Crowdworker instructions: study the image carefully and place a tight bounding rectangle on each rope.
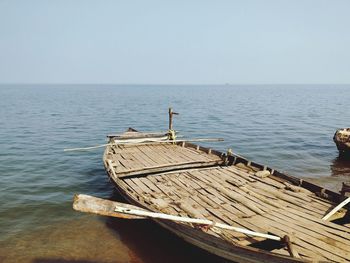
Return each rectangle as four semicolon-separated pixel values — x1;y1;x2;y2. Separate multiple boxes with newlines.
168;129;177;144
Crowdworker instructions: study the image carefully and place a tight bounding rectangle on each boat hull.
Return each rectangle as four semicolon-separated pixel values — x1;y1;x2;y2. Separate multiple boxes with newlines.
105;165;302;263
102;130;349;263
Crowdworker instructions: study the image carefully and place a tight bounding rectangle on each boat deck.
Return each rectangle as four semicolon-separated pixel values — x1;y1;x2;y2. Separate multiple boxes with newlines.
105;141;350;262
105;143;223;177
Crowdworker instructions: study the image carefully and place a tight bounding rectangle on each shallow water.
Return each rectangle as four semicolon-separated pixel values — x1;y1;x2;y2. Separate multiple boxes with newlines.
1;84;350;262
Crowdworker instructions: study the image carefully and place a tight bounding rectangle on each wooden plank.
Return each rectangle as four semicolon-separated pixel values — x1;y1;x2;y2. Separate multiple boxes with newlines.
323;196;350;221
156;144;192;163
176;173;203;190
123;178;179;215
116;160;223;178
186;168;350;258
127;178;151;196
130;177;152;194
166;172;252;246
261;213;350;261
256;214;348;261
123;178;145;195
137;145;167;165
200;169;273;214
274;245;325;261
245;184;325;218
283;206;350;239
204;207;261;246
245;215;340;262
137;177;161;194
194;171;257;217
128;152;151;169
266;210;350;253
144;172;296;249
146;145;177;164
191;170;255;217
167;145;209;162
227;166;286;189
172;144;219;161
133;146;157;166
108;131;168;139
146;174;183;201
203;168;279;211
73;194;145;219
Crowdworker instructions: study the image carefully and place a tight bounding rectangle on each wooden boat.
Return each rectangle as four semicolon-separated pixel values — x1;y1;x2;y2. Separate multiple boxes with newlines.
334;128;350;156
97;129;350;263
71;110;350;262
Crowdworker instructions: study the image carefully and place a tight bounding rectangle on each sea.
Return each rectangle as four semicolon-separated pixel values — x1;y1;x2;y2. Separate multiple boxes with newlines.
0;84;350;263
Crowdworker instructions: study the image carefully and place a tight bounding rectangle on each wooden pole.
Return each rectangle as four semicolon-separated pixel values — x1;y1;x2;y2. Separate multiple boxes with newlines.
73;194;145;219
114;205;281;241
168;108;179;131
63;143;110;152
282;235;300;258
322;196;350;221
73;194;284;242
169;108;173;130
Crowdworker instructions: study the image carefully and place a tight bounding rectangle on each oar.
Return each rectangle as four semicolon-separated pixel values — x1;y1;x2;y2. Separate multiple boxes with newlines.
64;138;224;152
73;194;280;241
322;196;350;221
73;194;145;219
64;136;170;152
64;143;111;152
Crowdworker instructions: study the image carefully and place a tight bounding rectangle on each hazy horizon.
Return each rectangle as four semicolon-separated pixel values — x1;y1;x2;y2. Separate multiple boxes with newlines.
1;83;350;86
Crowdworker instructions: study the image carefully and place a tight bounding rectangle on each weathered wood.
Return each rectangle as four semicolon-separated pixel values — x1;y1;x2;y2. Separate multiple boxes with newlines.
168;107;179;130
64;143;111;152
96;128;350;263
73;194;145;219
115;160;224;178
107;130;169;139
282;235;300;259
116;138;225;145
322;196;350;221
113;203;282;241
261;213;350;261
267;210;350;253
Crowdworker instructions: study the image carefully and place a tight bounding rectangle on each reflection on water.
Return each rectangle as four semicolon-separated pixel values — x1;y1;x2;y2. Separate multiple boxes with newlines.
0;190;222;263
107;192;223;263
104;191;222;263
305;155;350;192
0;215;131;263
331;155;350;177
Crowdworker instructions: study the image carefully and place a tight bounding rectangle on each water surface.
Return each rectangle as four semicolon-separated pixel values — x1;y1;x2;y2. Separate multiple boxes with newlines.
1;84;350;262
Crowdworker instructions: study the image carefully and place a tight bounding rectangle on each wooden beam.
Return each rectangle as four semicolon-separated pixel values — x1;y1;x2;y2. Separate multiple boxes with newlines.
114;160;225;178
72;194;145;219
107;131;169;139
114;203;282;241
282;235;300;259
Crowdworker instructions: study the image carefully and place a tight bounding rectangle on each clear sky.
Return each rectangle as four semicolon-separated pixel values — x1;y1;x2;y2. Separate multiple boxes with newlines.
0;0;349;84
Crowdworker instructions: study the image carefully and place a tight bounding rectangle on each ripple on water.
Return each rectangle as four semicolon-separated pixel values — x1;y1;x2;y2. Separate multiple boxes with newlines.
1;84;350;262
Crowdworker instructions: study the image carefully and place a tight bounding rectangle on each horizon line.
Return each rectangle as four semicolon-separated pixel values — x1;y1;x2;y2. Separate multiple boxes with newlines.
1;83;350;86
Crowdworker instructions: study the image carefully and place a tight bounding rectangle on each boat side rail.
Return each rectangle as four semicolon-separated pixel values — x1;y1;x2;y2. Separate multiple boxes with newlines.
180;141;343;204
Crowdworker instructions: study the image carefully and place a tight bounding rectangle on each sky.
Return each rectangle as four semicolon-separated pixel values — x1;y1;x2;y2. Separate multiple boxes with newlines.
0;0;349;84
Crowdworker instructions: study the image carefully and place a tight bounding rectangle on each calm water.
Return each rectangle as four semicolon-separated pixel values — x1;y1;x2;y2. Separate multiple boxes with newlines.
1;84;350;263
